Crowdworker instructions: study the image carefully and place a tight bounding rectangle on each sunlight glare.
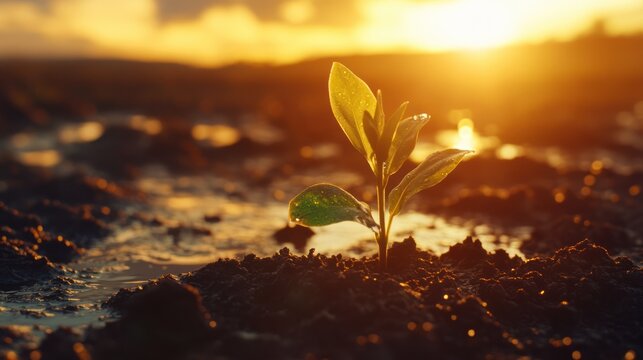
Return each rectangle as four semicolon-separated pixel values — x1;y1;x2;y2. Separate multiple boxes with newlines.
435;111;499;153
1;0;642;65
454;118;475;150
496;144;524;160
405;0;519;50
410;141;441;164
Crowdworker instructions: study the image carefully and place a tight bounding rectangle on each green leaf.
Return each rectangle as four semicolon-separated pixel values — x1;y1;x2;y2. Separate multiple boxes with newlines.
377;101;408;164
386;113;430;176
328;62;377;166
388;149;472;216
362;112;379;165
289;183;378;230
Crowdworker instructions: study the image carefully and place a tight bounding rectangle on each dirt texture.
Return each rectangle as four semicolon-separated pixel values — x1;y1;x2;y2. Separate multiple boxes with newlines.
32;237;642;360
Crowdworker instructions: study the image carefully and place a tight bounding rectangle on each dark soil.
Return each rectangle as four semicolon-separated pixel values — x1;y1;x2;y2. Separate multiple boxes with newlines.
418;157;643;260
32;237;642;360
0;237;61;291
0;156;134;206
0;160;137;291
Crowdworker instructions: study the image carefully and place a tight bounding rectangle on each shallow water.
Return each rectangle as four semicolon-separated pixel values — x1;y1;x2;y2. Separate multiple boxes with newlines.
0;168;528;333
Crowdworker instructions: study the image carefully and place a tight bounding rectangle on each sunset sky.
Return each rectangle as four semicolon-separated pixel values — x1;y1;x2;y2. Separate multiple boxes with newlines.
0;0;642;66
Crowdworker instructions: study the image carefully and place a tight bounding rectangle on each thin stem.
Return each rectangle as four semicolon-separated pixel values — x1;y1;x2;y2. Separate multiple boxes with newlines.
376;163;387;270
386;215;394;241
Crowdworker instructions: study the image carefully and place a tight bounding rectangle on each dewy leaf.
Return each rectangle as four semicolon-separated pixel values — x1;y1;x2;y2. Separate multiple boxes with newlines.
289;183;379;231
388;149;472;216
378;101;408;164
386;113;430;176
328;62;377;163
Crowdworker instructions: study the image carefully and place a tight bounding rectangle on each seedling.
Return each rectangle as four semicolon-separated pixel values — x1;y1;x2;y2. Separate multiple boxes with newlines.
289;62;471;269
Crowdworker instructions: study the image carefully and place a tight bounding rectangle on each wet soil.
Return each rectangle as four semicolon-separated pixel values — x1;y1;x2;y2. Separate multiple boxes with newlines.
23;237;641;360
1;50;642;359
418;156;643;261
0;140;640;359
1;136;641;359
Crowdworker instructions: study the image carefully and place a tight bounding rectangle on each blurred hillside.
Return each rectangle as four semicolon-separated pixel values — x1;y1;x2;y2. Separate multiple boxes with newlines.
1;34;642;150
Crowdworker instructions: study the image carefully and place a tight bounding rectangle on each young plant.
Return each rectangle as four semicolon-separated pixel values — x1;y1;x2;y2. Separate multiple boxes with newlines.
288;62;471;269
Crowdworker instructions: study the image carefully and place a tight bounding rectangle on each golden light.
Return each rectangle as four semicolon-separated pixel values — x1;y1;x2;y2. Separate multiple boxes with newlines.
130;115;163;135
433;110;500;155
495;144;524;160
280;0;314;24
191;124;241;147
58;121;105;143
454;118;475;150
0;0;642;65
405;0;519;50
17;150;62;167
409;141;441;164
166;196;199;209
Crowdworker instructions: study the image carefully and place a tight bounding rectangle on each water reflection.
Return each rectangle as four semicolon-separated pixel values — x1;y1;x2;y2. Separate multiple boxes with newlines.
16;150;61;167
129;115;163;135
166;196;200;209
495;144;524;160
88;174;529;269
299;143;341;159
411;115;501;163
453;118;475;150
239;116;284;145
58;121;104;143
435;115;499;153
192;124;241;147
308;212;527;258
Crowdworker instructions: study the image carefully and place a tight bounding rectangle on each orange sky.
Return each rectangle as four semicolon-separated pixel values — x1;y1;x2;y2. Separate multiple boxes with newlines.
0;0;642;66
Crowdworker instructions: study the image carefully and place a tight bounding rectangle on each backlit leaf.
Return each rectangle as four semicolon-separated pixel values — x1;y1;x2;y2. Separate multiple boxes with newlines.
388;149;472;216
377;101;408;165
289;183;378;230
386;113;430;176
362;112;379;165
328;62;377;167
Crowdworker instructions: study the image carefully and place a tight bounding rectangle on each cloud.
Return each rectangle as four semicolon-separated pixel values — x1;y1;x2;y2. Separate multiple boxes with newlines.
155;0;362;26
0;0;641;66
0;0;49;9
0;31;95;57
0;0;368;65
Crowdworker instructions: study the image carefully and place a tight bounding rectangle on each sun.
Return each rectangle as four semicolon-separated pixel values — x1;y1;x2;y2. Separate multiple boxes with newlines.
406;0;519;51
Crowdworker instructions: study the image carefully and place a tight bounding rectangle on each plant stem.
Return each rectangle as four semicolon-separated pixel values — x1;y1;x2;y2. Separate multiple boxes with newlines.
376;163;387;270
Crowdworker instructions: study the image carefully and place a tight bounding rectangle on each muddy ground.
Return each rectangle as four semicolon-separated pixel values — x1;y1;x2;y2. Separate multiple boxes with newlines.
1;134;641;359
1;46;643;359
8;237;640;360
